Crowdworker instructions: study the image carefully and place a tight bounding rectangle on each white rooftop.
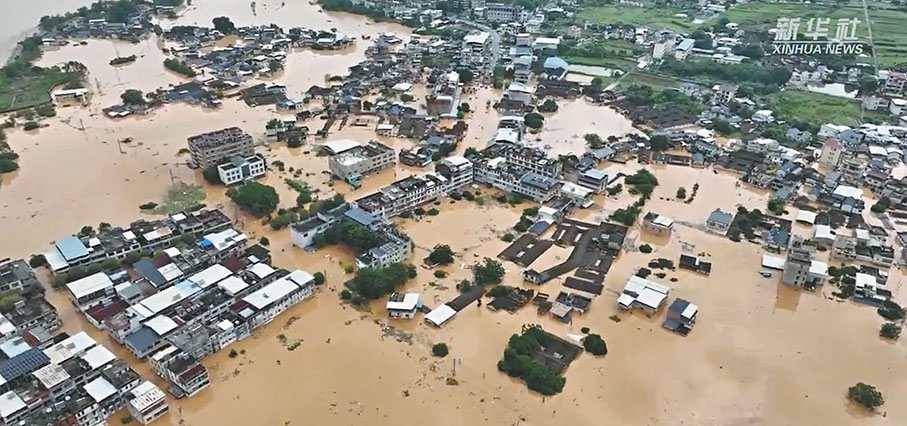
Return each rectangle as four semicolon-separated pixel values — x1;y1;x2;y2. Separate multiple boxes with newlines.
33;363;71;389
243;277;299;310
66;272;114;300
0;391;26;418
0;337;31;358
761;254;786;270
651;214;674;228
621;276;670;310
158;263;183;282
287;269;315;286
0;314;15;338
248;262;276;279
796;210;817;224
127;380;166;411
681;302;699;320
464;32;490;45
84;376;118;402
833;185;863;199
79;344;116;370
145;315;179;336
809;260;829;277
138;285;191;316
321;139;360;155
386;293;420;311
44;331;96;364
188;263;232;288
217;276;250;296
814;224;835;240
560;182;594;199
202;229;247;253
425;304;457;327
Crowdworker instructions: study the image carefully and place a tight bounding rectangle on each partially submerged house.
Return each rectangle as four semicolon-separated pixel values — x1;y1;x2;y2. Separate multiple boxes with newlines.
662;298;698;335
618;276;670;315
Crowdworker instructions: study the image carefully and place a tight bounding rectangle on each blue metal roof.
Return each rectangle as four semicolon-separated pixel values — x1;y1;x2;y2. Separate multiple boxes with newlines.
56;236;89;261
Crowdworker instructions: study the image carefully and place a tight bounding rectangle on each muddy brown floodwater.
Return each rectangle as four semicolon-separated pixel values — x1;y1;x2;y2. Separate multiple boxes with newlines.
2;0;907;424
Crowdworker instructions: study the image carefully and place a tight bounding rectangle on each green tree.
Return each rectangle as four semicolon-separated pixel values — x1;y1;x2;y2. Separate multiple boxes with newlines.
473;257;505;285
524;112;544;130
432;343;449;357
871;196;891;213
848;382;884;409
649;135;670;151
212;16;236;34
29;255;47;268
639;244;652;254
120;89;145;105
537;99;558;113
583;334;607;355
768;198;786;215
429;244;455;265
880;322;900;340
676;187;687;199
584;133;605;149
226;182;279;217
313;272;326;285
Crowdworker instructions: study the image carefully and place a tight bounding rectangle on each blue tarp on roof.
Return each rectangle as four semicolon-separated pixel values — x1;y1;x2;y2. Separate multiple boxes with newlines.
56;236;89;261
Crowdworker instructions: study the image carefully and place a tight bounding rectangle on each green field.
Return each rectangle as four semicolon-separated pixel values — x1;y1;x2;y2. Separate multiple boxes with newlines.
722;1;907;66
577;4;696;32
765;89;890;128
0;70;73;112
618;72;680;90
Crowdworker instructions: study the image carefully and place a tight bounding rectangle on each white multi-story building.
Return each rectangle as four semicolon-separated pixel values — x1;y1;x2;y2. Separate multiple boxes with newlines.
125;380;169;425
217;154;267;185
386;293;421;319
356;174;449;219
484;3;520;22
355;227;413;269
436;156;474;191
188;127;254;169
818;137;843;168
502;145;561;178
239;270;315;329
328;141;395;183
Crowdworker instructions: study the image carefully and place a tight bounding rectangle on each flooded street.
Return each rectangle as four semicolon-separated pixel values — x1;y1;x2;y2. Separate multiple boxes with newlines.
2;0;907;425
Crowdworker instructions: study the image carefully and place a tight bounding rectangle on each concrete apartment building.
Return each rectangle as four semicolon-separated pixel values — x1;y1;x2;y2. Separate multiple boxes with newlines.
356;174;450;219
0;259;37;293
436;156;474;191
328;141;396;184
782;238;825;289
502;145;562;178
217;154;267;185
188;127;254;169
125;380;169;425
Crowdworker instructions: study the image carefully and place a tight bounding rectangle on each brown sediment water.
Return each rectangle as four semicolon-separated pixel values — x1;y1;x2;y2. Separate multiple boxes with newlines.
2;1;907;424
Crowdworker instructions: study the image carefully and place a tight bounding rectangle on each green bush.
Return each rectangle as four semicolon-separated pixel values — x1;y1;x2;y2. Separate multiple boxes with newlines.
473;258;505;285
227;182;279;217
139;202;158;210
501;233;515;242
880;322;900;340
340;289;352;300
486;285;513;298
848;382;884;409
427;208;439;216
23;121;39;131
434;270;447;278
432;343;449;357
29;255;47;268
636;267;651;278
583;334;607;356
313;272;326;285
639;244;652;254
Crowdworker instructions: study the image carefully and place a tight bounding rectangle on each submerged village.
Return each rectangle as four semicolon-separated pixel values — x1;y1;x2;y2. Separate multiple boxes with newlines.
1;0;907;424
